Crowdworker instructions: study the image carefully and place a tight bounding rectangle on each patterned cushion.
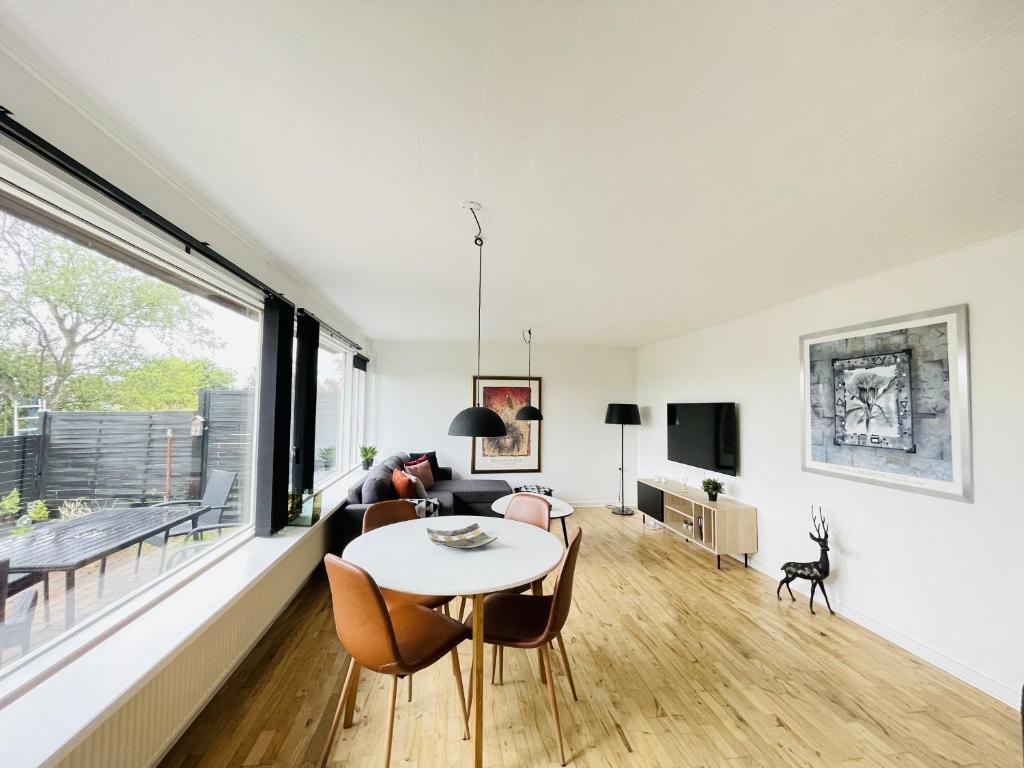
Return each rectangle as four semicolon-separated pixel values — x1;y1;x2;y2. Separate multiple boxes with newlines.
403;497;441;518
392;468;417;499
513;484;553;496
405;458;434;490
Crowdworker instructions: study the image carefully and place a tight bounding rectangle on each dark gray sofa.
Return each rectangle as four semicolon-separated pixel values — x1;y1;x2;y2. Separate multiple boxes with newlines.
337;453;511;541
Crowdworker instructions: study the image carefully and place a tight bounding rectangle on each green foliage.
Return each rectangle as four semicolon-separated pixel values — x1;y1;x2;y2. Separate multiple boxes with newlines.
0;488;20;517
0;209;229;426
358;445;378;461
27;499;48;521
318;445;337;467
702;478;724;496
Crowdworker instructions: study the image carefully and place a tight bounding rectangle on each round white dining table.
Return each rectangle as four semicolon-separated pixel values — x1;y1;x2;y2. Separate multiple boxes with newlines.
491;493;575;546
342;515;564;767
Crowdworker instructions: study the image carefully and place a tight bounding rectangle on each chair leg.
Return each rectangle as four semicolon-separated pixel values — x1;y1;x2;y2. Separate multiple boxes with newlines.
555;633;578;702
442;602;450;617
321;658;357;767
540;645;567;766
498;646;504;685
407;674;413;703
450;646;470;740
491;644;497;685
42;576;50;623
457;596;466;622
384;675;399;768
343;662;361;728
134;542;144;576
537;647;547;684
97;557;107;598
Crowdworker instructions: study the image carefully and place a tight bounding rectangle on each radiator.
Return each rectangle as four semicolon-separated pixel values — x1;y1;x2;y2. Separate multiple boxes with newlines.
53;525;329;768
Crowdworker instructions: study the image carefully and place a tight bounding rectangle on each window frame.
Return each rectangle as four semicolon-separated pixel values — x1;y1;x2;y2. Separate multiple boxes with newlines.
0;143;265;685
311;333;351;490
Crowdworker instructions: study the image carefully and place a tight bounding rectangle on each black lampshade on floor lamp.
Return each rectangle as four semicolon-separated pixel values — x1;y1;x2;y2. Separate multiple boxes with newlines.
605;403;641;516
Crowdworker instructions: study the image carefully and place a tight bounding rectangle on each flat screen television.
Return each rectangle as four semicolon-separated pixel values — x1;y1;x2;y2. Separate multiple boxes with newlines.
666;402;739;476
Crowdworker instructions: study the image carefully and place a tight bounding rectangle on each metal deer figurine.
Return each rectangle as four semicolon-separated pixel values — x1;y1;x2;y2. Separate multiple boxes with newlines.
777;508;834;615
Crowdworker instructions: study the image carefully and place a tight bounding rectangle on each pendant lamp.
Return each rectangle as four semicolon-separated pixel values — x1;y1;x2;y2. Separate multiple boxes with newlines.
448;203;507;438
514;328;543;421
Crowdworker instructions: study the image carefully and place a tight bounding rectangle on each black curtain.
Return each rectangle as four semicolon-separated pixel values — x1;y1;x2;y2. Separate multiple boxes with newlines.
255;294;295;536
292;312;320;495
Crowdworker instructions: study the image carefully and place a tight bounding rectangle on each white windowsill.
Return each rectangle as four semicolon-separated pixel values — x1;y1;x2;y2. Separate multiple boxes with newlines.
0;470;360;767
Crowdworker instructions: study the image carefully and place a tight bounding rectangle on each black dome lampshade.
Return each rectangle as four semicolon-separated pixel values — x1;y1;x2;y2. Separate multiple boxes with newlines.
448;201;508;439
605;403;641;425
514;403;544;421
449;405;508;437
514;328;543;421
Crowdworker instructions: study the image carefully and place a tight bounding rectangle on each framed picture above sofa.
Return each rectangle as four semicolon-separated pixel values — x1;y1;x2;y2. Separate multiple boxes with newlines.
800;304;973;502
471;375;542;473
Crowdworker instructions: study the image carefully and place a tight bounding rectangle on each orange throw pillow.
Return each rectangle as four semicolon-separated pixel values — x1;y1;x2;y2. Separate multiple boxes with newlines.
392;468;416;499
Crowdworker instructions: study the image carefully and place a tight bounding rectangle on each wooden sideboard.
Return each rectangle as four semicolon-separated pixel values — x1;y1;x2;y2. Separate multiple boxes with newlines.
637;478;757;569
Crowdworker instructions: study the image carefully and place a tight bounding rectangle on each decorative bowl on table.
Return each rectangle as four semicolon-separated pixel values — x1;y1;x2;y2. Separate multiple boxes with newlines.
427;523;496;549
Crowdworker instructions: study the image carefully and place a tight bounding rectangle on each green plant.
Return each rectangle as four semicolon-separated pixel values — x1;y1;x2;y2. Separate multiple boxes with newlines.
702;478;724;496
0;488;20;518
318;445;336;467
27;499;49;521
358;445;378;462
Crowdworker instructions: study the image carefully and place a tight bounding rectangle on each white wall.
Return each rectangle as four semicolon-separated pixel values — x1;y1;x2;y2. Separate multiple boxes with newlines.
636;229;1024;707
0;42;365;345
373;341;637;504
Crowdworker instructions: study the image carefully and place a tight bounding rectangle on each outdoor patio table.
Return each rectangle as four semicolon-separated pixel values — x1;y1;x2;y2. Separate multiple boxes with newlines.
0;504;207;627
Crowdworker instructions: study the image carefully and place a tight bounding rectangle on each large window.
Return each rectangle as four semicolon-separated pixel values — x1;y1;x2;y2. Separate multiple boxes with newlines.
313;339;347;485
0;199;261;671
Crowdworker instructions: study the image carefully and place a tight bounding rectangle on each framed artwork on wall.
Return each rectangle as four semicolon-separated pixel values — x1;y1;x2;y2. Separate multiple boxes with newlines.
800;304;973;502
471;375;542;473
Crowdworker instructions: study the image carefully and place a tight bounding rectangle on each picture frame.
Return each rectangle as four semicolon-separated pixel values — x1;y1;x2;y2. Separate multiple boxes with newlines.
471;375;542;474
799;305;972;502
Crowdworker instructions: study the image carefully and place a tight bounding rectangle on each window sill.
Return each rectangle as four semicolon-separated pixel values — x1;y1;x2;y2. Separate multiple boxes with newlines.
0;490;349;767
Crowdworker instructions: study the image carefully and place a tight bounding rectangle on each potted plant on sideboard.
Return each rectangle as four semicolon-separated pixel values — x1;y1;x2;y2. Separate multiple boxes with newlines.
702;478;724;502
359;444;378;470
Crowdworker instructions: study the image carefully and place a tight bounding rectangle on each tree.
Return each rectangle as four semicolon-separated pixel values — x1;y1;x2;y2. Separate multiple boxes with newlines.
0;208;230;426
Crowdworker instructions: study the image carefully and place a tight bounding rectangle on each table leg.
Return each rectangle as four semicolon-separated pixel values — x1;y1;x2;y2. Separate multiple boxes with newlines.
559;518;569;547
65;569;76;627
472;593;484;767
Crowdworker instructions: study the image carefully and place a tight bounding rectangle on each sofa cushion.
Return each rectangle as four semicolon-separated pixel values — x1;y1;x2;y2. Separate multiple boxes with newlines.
405;458;435;490
347;478;364;504
392;468;416;499
381;454;405;472
431;479;510;503
362;466;397;504
408;451;441;478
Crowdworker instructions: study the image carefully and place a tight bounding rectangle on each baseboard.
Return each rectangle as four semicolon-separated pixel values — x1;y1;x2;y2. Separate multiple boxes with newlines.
566;500;623;507
739;553;1018;709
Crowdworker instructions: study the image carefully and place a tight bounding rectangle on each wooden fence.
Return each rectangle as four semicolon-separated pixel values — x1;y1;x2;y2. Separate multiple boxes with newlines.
0;434;41;501
0;389;254;520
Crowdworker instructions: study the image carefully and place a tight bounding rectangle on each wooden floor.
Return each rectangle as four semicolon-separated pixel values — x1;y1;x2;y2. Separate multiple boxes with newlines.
161;508;1021;768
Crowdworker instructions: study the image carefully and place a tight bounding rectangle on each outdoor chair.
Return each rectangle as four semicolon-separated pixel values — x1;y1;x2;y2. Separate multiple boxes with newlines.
1;559;39;668
131;469;239;574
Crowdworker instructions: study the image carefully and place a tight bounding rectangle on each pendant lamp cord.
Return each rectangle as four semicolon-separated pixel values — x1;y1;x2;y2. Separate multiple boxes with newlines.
522;328;533;405
470;207;484;407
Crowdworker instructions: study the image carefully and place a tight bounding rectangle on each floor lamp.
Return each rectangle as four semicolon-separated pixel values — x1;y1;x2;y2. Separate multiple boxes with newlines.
605;403;640;516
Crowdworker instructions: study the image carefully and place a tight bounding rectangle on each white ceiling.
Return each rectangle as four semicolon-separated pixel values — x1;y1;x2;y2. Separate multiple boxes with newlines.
1;1;1023;346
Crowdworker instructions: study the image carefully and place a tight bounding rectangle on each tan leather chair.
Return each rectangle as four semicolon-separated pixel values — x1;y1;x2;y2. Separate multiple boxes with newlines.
363;500;453;613
465;528;582;766
488;492;554;684
321;555;470;767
